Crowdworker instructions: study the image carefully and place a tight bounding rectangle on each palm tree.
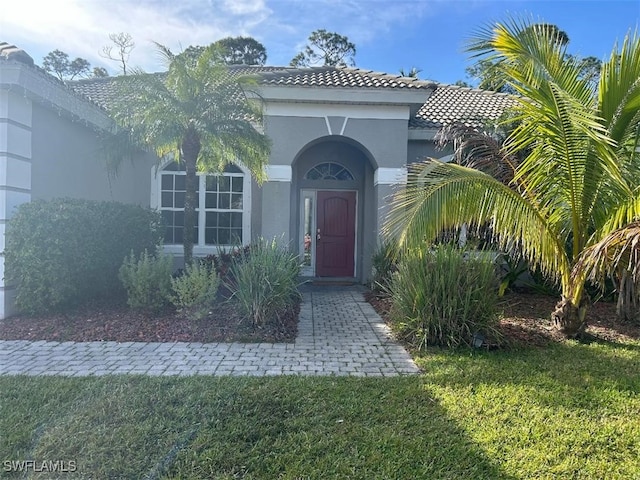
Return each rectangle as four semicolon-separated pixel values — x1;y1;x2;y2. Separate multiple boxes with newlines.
576;222;640;321
385;19;640;337
110;44;270;265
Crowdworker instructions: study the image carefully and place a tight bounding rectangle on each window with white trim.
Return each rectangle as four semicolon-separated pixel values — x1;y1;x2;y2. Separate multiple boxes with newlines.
304;162;354;181
159;162;247;247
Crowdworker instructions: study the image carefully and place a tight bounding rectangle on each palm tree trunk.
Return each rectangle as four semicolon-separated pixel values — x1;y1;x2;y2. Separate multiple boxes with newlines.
181;126;201;266
551;296;588;338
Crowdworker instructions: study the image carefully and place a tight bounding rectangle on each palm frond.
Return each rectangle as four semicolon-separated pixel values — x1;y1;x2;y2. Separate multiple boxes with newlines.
595;192;640;237
575;222;640;290
435;123;519;186
600;31;640;140
383;160;570;288
151;41;175;66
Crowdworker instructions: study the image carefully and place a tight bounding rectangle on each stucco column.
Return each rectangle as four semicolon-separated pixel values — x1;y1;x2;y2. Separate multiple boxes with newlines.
374;166;407;227
0;90;33;318
261;165;292;244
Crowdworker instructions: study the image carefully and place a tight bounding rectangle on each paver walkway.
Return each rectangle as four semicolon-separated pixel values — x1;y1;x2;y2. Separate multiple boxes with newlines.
0;286;419;377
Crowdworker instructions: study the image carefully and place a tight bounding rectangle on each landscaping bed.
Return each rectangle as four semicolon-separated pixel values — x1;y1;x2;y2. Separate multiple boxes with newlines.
0;298;299;343
3;289;638;347
365;290;640;347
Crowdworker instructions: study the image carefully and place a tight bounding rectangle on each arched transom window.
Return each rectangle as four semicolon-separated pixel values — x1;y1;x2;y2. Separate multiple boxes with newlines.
159;162;247;247
304;162;354;181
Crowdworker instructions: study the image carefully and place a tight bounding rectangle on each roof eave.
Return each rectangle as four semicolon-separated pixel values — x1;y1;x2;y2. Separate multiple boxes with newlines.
408;128;441;140
1;61;113;130
254;84;435;107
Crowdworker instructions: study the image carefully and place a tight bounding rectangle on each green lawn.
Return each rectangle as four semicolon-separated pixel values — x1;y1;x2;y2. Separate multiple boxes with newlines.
1;340;639;479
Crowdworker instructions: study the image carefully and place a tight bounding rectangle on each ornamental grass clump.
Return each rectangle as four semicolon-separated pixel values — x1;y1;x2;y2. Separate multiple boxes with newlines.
389;243;499;349
227;238;301;327
170;262;220;319
370;238;399;293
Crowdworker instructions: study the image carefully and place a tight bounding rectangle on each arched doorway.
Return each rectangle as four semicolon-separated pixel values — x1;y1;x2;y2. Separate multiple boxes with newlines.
292;139;375;279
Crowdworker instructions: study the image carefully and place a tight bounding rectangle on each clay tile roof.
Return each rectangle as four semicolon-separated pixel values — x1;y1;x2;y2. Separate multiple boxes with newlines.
0;41;34;66
70;65;437;111
68;66;515;130
258;66;435;90
70;76;126;111
412;83;517;129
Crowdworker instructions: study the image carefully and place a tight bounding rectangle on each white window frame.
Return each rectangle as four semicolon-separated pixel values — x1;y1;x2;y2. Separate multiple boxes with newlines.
300;190;317;277
151;160;252;256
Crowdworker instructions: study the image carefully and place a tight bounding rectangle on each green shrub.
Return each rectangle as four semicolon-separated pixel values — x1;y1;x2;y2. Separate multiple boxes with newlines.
201;245;251;282
227;238;301;327
370;238;399;292
170;262;220;319
389;243;499;349
119;250;173;311
4;198;162;314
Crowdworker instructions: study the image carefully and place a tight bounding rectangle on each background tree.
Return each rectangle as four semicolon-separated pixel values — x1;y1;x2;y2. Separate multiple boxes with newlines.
575;55;603;84
109;44;270;264
215;36;267;65
179;36;267;66
92;67;109;78
399;66;422;78
100;32;135;75
179;45;207;65
290;29;356;67
385;19;640;337
454;79;472;87
464;58;514;92
42;50;91;80
465;24;602;92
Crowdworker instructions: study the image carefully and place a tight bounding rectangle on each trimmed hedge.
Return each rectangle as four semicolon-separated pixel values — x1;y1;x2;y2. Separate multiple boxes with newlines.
4;198;162;314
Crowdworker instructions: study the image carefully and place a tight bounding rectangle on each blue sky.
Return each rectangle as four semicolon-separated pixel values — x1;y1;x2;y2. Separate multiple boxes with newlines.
2;0;638;84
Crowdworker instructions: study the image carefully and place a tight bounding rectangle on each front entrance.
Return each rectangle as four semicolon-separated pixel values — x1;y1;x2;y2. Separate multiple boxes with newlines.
316;191;356;277
300;190;356;277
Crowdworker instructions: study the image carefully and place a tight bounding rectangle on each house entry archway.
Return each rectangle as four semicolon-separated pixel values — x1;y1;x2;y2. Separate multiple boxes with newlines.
293;139;375;280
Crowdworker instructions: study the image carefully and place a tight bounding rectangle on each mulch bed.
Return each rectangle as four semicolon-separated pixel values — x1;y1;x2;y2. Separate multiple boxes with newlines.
364;291;640;348
0;298;299;344
3;290;639;348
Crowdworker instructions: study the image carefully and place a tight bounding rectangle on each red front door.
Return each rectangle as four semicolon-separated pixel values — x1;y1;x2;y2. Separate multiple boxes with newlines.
316;191;356;277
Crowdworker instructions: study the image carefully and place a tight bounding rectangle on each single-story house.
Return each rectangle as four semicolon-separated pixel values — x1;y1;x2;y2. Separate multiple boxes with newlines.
0;41;514;318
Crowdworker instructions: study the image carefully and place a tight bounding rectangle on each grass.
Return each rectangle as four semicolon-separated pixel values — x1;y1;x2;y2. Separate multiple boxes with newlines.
416;341;640;479
1;338;639;479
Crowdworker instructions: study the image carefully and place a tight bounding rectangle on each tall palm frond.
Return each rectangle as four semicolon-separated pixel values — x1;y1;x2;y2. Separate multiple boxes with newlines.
384;160;570;287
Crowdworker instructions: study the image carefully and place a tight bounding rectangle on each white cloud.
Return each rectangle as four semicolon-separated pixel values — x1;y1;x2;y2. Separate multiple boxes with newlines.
220;0;270;16
0;0;447;73
1;0;275;72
